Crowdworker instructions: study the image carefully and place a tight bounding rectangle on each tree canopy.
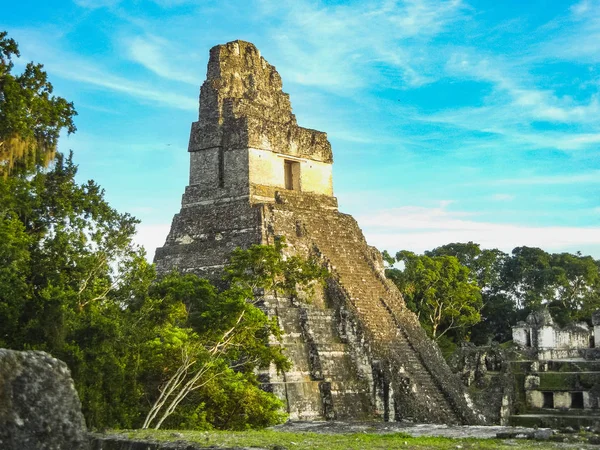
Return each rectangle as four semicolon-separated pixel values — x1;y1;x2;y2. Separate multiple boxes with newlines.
0;31;76;176
386;250;482;349
385;242;600;350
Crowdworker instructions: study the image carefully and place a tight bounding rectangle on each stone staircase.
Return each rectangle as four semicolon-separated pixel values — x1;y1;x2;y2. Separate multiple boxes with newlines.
263;197;482;424
306;213;460;423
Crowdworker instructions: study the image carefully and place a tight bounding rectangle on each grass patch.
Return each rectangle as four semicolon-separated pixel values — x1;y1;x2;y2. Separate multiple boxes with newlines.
115;429;585;449
538;372;577;390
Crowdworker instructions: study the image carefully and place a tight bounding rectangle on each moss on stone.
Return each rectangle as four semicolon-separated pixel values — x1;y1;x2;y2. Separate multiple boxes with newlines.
538;373;578;390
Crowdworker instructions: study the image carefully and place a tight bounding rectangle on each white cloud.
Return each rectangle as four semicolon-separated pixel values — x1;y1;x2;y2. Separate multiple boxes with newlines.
126;35;199;84
260;0;467;90
541;0;600;63
73;0;120;8
134;223;171;261
74;0;193;9
60;69;198;111
15;32;198;111
358;206;600;257
444;51;600;126
492;171;600;186
421;106;600;151
151;0;197;6
571;0;592;15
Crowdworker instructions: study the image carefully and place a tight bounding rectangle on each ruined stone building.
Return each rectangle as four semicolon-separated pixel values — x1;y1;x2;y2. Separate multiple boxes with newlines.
154;40;481;424
508;308;600;427
513;308;597;359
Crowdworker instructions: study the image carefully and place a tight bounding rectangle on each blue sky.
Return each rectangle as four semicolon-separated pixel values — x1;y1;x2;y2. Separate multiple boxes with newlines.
3;0;600;259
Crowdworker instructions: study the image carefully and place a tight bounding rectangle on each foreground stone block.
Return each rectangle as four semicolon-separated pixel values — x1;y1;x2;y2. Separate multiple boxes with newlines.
0;349;88;450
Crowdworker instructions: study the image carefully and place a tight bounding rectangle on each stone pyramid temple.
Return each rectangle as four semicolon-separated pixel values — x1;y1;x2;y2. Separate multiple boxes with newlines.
154;40;482;424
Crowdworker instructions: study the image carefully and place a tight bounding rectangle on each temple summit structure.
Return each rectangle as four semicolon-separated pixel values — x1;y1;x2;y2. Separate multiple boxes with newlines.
154;40;481;424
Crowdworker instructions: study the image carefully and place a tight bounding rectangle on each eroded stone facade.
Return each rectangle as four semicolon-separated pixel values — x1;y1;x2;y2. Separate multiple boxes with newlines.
509;308;600;428
155;40;481;425
513;308;595;359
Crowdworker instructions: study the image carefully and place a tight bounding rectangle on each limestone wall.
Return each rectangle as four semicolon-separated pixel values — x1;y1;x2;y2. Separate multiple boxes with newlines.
513;326;529;347
538;325;556;349
248;148;333;197
513;311;593;354
154;200;263;279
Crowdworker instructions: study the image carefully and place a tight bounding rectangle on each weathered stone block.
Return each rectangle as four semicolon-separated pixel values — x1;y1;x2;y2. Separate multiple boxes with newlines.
0;349;88;450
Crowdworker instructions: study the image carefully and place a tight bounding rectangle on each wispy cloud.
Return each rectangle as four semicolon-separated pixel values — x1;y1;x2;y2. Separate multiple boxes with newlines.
150;0;198;7
15;30;197;111
358;205;600;257
492;171;600;186
126;35;199;84
491;193;515;201
426;50;600;148
74;0;195;9
61;68;197;111
571;0;593;15
260;0;468;90
540;0;600;63
73;0;120;8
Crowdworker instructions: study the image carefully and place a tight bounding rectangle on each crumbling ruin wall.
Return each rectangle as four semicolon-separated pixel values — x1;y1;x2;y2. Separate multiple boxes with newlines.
155;200;263;280
508;309;600;427
449;344;514;424
513;308;595;360
155;40;482;425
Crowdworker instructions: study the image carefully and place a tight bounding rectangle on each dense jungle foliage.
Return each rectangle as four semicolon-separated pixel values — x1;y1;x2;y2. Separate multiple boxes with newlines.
384;242;600;355
0;146;326;430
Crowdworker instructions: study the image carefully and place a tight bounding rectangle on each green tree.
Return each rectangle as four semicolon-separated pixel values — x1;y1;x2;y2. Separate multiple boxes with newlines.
0;151;150;428
224;237;328;299
410;243;600;342
0;31;76;176
425;242;515;344
143;240;327;430
504;247;600;326
551;252;600;321
140;272;289;430
387;250;482;344
503;246;556;311
426;241;508;288
0;152;140;350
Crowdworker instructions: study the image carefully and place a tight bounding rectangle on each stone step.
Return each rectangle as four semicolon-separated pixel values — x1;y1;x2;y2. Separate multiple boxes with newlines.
300;216;464;424
509;413;600;429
